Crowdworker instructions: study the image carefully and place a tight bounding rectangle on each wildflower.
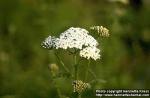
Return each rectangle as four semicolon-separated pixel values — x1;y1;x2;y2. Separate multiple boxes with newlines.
80;46;100;60
90;26;110;37
42;27;101;60
72;80;90;93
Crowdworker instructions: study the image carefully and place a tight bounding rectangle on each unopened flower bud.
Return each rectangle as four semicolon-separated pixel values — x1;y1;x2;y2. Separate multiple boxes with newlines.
72;80;91;93
49;63;59;77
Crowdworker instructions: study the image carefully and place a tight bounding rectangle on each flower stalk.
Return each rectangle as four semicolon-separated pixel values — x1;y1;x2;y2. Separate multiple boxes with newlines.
74;54;78;80
54;52;70;73
85;60;91;81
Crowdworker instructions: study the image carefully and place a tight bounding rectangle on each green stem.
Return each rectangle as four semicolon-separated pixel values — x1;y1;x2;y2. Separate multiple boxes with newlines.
85;60;90;81
74;54;78;80
54;52;70;73
52;79;62;98
56;86;62;98
88;69;97;79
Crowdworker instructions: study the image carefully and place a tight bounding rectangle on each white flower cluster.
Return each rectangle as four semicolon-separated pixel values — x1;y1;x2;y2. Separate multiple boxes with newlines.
56;27;98;49
80;47;100;60
42;27;100;60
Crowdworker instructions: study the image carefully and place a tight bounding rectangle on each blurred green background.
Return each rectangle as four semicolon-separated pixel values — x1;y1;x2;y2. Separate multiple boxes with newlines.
0;0;150;98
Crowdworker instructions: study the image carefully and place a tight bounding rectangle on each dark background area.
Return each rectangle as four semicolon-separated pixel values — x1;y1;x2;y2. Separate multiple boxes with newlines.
0;0;150;98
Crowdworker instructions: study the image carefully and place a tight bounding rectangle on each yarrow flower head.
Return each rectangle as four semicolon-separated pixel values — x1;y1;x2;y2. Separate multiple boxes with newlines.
56;27;98;49
42;27;101;60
